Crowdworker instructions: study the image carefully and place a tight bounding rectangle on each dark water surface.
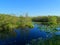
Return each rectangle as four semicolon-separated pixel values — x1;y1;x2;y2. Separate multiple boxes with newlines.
0;24;59;45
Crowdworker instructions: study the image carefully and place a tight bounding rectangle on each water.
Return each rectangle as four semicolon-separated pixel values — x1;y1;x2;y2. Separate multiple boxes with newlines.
0;24;59;45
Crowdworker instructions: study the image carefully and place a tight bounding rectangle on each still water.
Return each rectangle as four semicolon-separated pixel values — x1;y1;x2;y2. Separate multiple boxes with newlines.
0;24;60;45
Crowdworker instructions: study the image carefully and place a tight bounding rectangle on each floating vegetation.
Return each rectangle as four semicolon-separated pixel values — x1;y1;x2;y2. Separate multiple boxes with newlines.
26;35;60;45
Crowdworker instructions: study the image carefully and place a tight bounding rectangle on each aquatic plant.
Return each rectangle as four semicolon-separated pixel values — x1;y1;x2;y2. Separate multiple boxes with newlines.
39;24;58;33
28;35;60;45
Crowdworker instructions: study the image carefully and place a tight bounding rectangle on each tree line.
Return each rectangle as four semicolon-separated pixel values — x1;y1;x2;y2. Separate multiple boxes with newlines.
32;16;60;25
0;14;34;33
0;14;60;32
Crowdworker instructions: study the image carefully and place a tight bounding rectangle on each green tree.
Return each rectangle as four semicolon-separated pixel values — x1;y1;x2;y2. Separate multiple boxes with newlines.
19;14;34;29
48;16;57;25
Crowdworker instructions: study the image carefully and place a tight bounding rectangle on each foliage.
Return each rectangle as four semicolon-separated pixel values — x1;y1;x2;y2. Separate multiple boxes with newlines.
0;14;19;32
32;16;59;25
27;35;60;45
0;14;60;40
48;16;57;25
0;14;18;39
19;14;34;29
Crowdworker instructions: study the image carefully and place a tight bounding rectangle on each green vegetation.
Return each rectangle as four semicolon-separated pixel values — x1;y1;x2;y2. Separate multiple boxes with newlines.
18;14;34;29
0;14;34;31
0;14;60;45
0;14;34;39
48;16;57;25
27;35;60;45
0;14;59;34
32;16;60;26
0;14;18;32
0;14;18;39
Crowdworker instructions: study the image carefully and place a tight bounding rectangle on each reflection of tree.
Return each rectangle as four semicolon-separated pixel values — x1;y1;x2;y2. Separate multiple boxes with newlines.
19;14;34;44
0;23;16;38
0;30;16;40
0;14;18;40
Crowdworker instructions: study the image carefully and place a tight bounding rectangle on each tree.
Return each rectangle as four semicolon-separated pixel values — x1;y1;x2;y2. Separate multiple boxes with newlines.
19;14;34;29
48;16;57;25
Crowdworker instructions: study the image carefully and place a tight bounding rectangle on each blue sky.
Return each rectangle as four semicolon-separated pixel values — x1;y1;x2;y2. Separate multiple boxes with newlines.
0;0;60;16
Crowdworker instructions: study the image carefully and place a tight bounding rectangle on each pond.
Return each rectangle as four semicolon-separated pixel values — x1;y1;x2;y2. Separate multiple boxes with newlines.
0;24;60;45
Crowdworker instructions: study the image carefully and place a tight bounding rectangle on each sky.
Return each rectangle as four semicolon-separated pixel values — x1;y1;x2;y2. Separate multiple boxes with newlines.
0;0;60;16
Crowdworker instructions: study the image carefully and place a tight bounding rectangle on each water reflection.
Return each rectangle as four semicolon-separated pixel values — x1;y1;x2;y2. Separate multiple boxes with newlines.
0;24;60;45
